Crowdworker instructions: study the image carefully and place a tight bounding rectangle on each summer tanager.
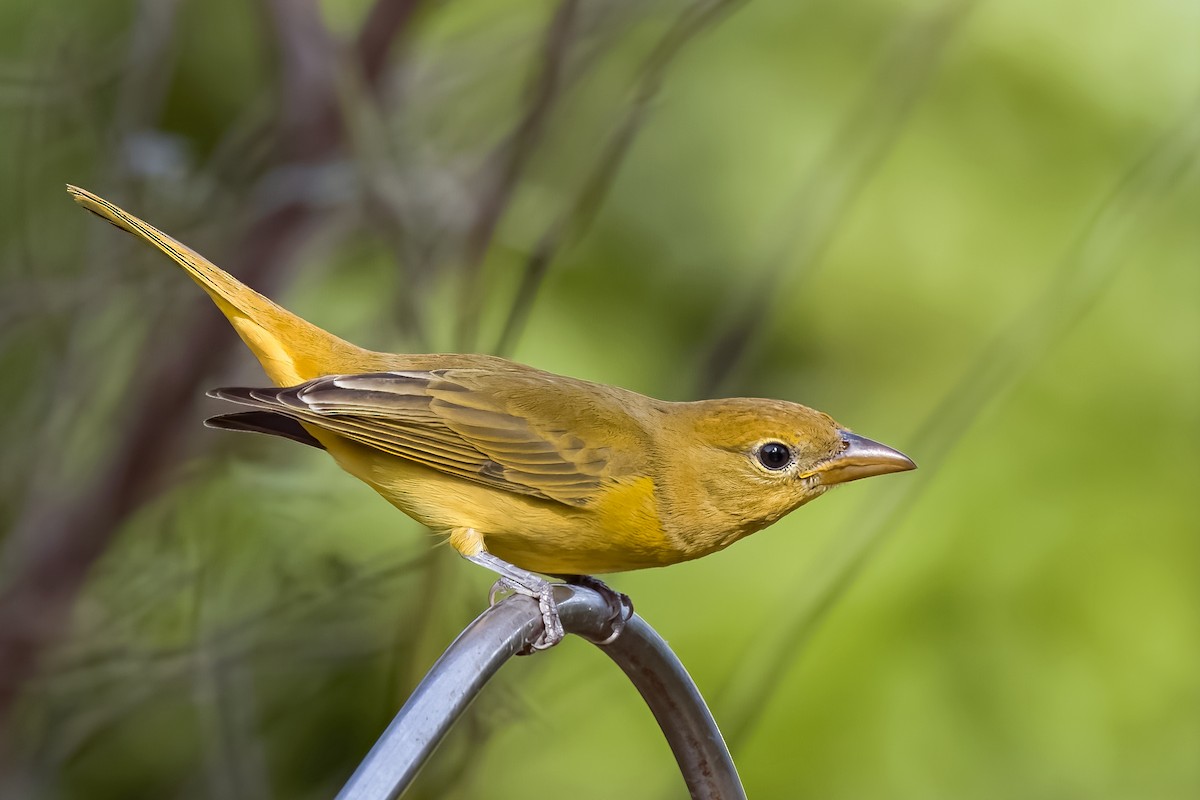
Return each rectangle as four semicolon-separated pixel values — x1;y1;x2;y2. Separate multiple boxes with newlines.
69;185;914;648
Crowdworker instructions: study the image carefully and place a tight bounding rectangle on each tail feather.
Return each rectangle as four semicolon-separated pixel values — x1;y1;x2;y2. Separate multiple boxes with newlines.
204;411;326;450
68;185;365;386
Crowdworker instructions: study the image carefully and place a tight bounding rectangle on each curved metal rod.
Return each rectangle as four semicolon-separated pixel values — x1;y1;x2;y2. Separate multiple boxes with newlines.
335;585;745;800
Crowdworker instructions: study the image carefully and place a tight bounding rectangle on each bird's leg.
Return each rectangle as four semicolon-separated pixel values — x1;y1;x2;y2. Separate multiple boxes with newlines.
464;550;565;651
554;574;634;646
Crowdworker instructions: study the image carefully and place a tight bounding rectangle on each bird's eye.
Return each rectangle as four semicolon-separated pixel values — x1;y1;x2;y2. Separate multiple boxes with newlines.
757;442;793;470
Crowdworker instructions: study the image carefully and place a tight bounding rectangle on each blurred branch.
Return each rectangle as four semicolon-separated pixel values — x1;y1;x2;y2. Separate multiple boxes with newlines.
4;0;187;531
695;0;979;397
196;654;272;800
200;0;423;189
356;0;424;85
265;0;343;159
265;0;424;160
335;45;436;350
30;550;430;768
189;535;273;800
494;0;748;357
0;0;424;755
716;97;1200;750
111;0;184;150
455;0;581;351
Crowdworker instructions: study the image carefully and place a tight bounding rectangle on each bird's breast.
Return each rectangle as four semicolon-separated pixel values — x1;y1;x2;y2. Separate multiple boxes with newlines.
324;436;686;574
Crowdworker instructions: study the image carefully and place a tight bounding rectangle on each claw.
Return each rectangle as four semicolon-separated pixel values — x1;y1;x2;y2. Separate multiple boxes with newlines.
560;574;634;646
487;578;512;607
469;551;565;652
528;585;565;651
467;550;631;652
592;618;626;647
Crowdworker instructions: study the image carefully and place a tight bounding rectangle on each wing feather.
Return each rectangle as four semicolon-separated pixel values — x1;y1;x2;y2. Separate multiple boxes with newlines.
208;370;637;506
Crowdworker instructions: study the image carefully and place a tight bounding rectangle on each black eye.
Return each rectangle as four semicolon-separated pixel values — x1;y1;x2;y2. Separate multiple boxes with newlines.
757;442;792;470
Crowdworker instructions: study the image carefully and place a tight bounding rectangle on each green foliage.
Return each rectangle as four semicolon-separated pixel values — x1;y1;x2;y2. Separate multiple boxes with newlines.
0;0;1196;797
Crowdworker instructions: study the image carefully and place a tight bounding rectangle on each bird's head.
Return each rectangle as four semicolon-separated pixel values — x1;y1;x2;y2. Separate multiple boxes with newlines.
669;398;915;542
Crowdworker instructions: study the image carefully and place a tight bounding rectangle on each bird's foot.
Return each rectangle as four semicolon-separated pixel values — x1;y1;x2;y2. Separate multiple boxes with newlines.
487;575;564;652
559;574;634;646
464;551;633;651
466;551;564;652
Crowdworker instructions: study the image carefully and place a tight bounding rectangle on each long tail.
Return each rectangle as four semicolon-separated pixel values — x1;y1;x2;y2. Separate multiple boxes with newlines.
68;185;364;386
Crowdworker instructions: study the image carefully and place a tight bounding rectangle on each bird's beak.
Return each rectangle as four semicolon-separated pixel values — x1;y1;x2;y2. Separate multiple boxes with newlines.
813;430;916;486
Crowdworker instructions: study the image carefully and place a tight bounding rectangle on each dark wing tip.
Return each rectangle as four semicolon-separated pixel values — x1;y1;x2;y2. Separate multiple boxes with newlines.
208;386;269;404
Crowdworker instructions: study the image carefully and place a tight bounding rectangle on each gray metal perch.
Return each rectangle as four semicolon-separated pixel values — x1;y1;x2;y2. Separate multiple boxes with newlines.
335;584;746;800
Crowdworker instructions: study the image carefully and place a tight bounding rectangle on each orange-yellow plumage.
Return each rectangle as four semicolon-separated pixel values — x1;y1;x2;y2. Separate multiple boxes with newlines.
69;185;914;643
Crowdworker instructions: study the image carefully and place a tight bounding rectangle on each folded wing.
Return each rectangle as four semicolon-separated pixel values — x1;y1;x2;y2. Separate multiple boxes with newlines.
207;370;630;507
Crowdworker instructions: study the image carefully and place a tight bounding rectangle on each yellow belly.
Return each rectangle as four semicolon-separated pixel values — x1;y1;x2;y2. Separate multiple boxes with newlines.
318;433;682;574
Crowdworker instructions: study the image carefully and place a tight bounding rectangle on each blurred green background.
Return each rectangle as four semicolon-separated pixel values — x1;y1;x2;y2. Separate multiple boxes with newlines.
1;0;1197;798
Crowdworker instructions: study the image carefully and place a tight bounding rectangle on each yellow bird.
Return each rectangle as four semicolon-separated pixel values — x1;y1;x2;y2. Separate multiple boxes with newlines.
68;185;914;649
